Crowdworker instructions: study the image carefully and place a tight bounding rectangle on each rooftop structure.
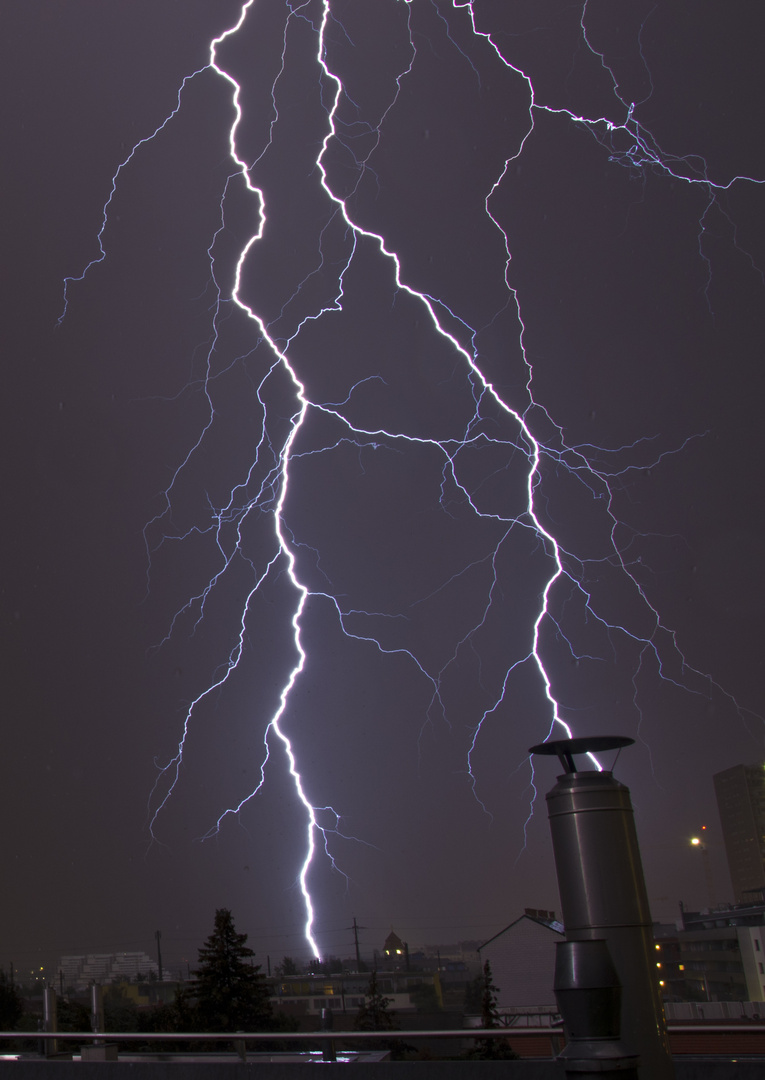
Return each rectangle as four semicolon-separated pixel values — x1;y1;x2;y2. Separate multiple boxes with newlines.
478;910;564;1019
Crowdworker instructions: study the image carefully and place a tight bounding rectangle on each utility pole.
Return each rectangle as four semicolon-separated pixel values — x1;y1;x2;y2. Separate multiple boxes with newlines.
352;917;363;971
155;930;163;983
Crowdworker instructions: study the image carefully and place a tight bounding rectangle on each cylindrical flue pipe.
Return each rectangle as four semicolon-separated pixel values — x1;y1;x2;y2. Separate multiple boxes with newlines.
43;986;58;1057
321;1007;337;1062
531;736;674;1080
554;938;638;1078
90;982;104;1042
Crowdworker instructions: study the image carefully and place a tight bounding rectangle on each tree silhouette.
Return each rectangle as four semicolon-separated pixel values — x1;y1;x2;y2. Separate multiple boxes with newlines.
276;956;298;976
354;971;396;1032
0;972;23;1031
466;961;517;1060
193;908;272;1032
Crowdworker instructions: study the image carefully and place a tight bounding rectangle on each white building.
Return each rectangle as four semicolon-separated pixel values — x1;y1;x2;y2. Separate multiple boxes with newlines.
58;951;160;990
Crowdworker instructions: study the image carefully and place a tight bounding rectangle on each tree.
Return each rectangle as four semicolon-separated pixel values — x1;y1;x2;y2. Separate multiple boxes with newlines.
56;998;91;1033
103;987;142;1034
306;955;344;976
481;961;501;1026
464;971;483;1014
354;971;396;1032
0;972;23;1031
410;980;440;1012
276;957;298;976
151;986;197;1034
193;908;272;1032
465;961;517;1061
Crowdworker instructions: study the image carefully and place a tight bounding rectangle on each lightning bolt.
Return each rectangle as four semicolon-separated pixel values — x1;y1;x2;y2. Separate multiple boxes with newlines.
59;0;762;958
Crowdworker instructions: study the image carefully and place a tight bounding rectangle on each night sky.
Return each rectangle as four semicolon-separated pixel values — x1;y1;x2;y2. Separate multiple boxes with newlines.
2;1;764;976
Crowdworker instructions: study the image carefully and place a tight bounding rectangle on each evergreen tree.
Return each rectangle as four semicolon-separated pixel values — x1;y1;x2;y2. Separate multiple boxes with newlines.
480;960;501;1029
466;961;517;1060
193;908;272;1032
354;971;396;1031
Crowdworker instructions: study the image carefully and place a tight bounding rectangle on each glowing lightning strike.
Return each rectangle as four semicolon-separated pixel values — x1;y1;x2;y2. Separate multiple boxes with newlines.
59;1;762;958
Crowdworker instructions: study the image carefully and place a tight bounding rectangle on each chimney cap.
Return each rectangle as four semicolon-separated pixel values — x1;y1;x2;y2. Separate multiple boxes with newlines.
529;735;633;774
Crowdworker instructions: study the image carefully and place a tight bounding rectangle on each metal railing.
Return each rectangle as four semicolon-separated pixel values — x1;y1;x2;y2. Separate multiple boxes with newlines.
4;1024;765;1040
0;1029;512;1043
0;1023;762;1056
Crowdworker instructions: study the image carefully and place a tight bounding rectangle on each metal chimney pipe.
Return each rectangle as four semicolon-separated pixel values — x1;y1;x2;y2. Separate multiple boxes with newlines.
42;986;58;1057
530;736;674;1080
321;1007;337;1062
554;938;638;1078
90;981;104;1041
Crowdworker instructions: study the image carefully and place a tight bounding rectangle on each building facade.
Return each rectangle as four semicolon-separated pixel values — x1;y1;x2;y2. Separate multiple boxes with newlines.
714;762;765;902
57;952;161;991
674;900;765;1002
269;971;444;1019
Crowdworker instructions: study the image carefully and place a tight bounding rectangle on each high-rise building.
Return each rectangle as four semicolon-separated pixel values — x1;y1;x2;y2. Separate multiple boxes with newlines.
714;762;765;903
